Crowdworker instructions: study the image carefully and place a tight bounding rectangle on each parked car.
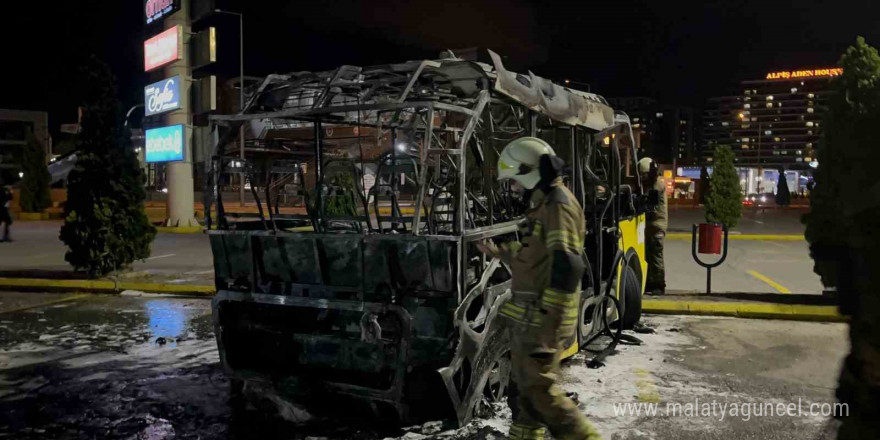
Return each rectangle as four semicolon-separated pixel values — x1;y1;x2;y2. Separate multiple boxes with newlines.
744;193;774;208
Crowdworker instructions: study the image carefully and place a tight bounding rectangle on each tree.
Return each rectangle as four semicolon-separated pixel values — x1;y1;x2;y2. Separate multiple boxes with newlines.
803;37;880;440
703;146;742;228
18;132;51;213
698;165;711;204
774;170;791;207
59;57;156;278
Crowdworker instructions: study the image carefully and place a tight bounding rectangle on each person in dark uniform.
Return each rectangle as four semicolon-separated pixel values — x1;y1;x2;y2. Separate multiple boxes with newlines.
638;157;667;295
0;181;12;242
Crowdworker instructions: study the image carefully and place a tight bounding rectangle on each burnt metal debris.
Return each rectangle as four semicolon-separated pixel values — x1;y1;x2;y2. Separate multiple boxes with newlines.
207;49;648;426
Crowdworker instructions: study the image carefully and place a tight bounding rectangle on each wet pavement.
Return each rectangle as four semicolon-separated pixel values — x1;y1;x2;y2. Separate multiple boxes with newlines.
0;291;847;440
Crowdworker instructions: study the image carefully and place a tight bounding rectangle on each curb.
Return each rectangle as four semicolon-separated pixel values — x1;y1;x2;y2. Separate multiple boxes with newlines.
666;233;804;241
155;226;203;234
0;278;215;296
643;299;844;322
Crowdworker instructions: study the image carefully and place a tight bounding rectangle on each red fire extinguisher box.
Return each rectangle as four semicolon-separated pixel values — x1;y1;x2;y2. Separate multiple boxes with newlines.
698;223;723;254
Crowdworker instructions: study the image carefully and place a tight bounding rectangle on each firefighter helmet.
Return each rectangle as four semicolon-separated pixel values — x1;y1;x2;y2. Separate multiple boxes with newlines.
497;137;556;190
638;157;655;174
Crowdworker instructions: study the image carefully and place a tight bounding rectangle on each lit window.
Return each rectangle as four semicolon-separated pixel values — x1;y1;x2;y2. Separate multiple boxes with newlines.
633;123;641;128
744;103;751;109
777;102;782;108
806;121;814;127
800;82;804;86
742;145;749;149
722;121;729;126
806;142;813;147
745;97;751;101
656;112;664;118
766;102;773;108
745;90;751;95
633;117;640;122
797;150;802;155
742;137;749;142
815;122;820;127
774;137;781;142
808;93;814;98
680;120;687;125
765;130;773;135
807;107;815;113
767;95;774;101
753;89;757;94
791;87;798;93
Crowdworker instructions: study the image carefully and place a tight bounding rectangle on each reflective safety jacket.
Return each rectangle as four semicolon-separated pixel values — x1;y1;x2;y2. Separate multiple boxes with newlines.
497;180;586;334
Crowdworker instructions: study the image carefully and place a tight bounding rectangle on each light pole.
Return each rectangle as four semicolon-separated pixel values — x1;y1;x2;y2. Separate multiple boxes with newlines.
564;79;591;92
215;9;246;206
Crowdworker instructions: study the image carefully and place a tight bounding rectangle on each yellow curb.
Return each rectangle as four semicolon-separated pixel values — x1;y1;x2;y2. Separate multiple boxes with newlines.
155;226;203;234
643;299;844;322
0;278;117;291
666;233;804;241
0;277;214;296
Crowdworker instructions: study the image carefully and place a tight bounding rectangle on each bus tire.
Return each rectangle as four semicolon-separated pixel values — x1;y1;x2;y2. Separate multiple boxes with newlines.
621;265;642;329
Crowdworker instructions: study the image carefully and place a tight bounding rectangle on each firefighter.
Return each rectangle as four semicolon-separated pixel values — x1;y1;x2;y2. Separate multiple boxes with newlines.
477;137;601;440
638;157;667;295
0;182;11;242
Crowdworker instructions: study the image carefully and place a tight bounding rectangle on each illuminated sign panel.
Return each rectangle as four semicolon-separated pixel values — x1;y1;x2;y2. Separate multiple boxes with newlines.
145;0;180;25
144;26;181;71
145;125;185;163
765;68;843;80
144;76;181;116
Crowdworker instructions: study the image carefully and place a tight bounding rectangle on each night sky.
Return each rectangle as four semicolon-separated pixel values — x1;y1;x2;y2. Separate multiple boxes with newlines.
1;0;878;134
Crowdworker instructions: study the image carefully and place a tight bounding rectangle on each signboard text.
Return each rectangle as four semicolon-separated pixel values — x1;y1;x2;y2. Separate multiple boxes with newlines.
145;125;185;163
145;76;181;116
765;68;843;80
144;26;180;71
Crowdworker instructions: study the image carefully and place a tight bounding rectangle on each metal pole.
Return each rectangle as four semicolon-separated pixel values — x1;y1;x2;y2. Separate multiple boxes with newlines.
707;267;712;294
238;13;245;207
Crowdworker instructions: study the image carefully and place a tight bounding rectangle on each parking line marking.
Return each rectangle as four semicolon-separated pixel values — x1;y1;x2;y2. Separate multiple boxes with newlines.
634;368;661;403
147;254;176;260
0;294;91;315
747;270;792;294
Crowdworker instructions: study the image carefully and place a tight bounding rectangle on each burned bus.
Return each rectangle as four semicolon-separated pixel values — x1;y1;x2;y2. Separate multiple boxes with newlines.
206;50;650;426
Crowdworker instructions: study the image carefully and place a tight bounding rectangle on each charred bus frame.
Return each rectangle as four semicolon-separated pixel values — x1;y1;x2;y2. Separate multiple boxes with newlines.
206;50;647;425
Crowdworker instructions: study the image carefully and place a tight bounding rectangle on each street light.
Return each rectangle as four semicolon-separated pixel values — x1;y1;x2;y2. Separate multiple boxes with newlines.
563;79;591;92
214;9;246;206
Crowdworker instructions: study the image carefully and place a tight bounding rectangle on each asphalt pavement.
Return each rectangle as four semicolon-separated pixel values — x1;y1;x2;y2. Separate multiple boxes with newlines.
667;206;808;235
0;209;822;295
0;291;846;439
0;221;213;285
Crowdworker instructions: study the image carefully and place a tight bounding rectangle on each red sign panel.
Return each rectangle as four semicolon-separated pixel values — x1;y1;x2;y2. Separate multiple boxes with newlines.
144;26;181;72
